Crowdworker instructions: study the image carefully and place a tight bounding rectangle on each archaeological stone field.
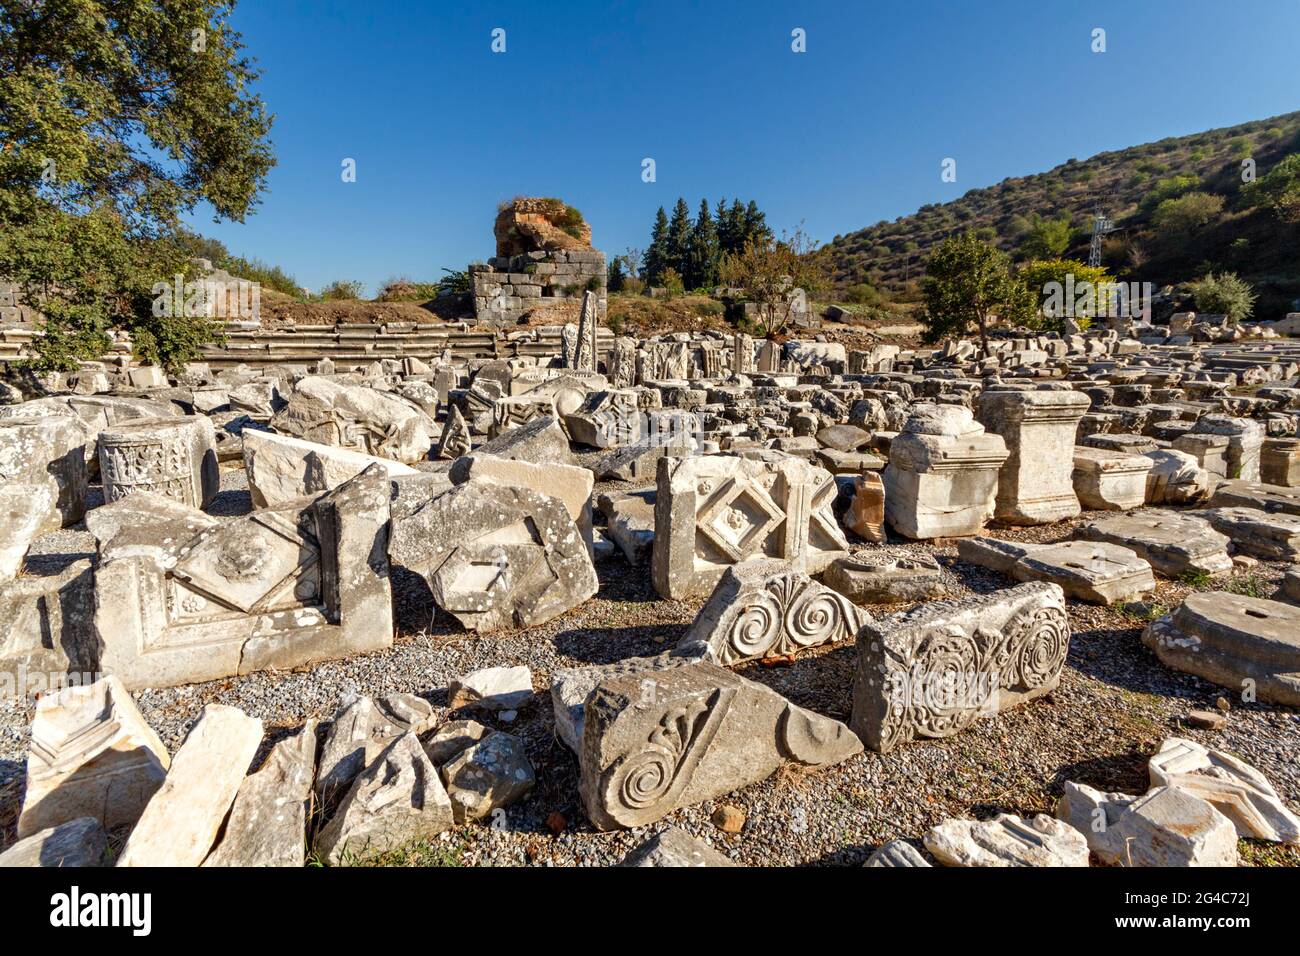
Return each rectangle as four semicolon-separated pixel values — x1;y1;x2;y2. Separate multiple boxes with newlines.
2;194;1300;872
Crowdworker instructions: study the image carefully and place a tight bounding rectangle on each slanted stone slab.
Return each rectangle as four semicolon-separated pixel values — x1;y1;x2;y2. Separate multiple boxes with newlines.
1057;782;1238;866
448;665;533;711
473;414;575;466
1142;594;1300;706
978;388;1089;525
0;817;106;868
1148;737;1300;844
924;813;1088;867
390;478;597;632
203;721;319;868
865;839;931;867
18;675;169;838
1209;479;1300;516
1072;446;1152;511
118;704;263;867
1079;511;1232;577
316;693;437;806
822;550;947;604
316;732;454;865
1197;507;1300;560
578;659;861;830
449;452;594;552
851;582;1069;753
243;428;416;509
620;827;737;867
676;559;869;666
959;538;1154;605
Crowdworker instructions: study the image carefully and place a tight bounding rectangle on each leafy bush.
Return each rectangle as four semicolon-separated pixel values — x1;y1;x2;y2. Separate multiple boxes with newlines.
1151;191;1224;239
1244;153;1300;223
1187;272;1257;324
1016;259;1113;331
319;280;365;301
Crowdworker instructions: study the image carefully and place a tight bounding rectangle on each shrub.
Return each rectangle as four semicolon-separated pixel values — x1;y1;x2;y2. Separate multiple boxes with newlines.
1151;191;1224;238
319;280;365;300
1187;272;1256;324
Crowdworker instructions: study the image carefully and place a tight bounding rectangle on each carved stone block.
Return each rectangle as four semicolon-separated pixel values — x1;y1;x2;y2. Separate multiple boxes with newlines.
97;415;218;508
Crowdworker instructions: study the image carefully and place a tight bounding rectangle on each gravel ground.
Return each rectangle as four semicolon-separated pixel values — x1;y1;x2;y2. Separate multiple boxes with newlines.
3;465;1298;867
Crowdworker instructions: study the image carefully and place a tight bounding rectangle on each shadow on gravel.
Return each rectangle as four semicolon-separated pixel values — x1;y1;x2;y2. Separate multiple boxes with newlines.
552;625;680;665
736;644;858;721
1049;749;1152;797
0;758;25;852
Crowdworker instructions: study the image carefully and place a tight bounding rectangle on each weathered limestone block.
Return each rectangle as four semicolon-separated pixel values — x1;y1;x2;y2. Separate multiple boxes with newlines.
0;816;106;868
94;465;394;690
489;392;555;438
1143;594;1300;706
18;675;170;838
1079;511;1232;577
845;472;886;542
0;559;96;695
924;813;1089;867
850;582;1069;753
1143;449;1212;505
316;732;454;865
423;719;492;764
620;827;737;867
1209;479;1300;516
676;559;869;666
0;415;91;530
203;721;319;867
1261;437;1300;487
315;693;437;805
473;414;575;466
578;659;861;830
1197;506;1300;560
958;538;1154;605
883;405;1009;540
389;478;597;632
551;654;695;752
436;404;472;460
1057;782;1238;866
118;704;263;867
448;452;594;552
565;389;644;448
596;489;655;565
243;429;416;508
0;484;52;581
271;376;435;463
448;664;533;711
978;389;1089;524
1172;432;1231;479
439;731;535;823
822;550;948;604
1148;737;1300;844
1071;446;1152;511
652;454;849;600
1186;415;1264;480
98;415;218;508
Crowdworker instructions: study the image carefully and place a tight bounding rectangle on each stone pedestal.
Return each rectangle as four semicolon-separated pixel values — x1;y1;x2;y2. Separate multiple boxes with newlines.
883;405;1009;540
97;415;218;508
1186;415;1264;481
1261;438;1300;487
978;389;1090;525
1071;446;1152;511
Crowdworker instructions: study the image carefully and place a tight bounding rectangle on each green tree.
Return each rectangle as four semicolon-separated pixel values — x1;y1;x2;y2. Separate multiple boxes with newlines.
1016;258;1113;331
0;0;276;372
642;206;670;286
919;233;1033;355
1018;213;1074;259
717;226;825;338
1151;191;1224;240
742;200;772;247
607;256;626;292
1244;153;1300;223
664;197;693;280
684;198;719;291
1187;272;1256;324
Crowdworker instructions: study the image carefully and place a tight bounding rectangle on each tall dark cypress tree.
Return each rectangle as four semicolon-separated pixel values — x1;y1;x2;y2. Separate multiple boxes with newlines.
665;197;693;280
724;199;747;255
642;206;670;286
685;198;720;291
743;200;772;247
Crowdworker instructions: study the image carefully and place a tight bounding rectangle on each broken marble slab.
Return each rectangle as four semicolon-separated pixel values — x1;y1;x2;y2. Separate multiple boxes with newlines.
958;537;1154;605
473;414;576;466
448;665;534;712
0;559;96;698
315;732;454;865
17;675;170;839
0;816;106;868
440;730;535;824
851;582;1069;753
822;549;948;604
1072;445;1152;511
1196;506;1300;560
865;839;932;867
924;813;1089;867
676;558;869;666
271;376;435;463
118;704;263;867
1078;511;1232;577
1143;449;1212;505
1057;781;1238;866
448;452;594;553
596;489;655;565
1208;479;1300;516
578;658;861;830
389;477;598;632
620;827;737;867
1148;737;1300;844
1142;593;1300;707
316;693;438;806
0;414;90;533
203;720;319;868
243;428;417;509
844;472;886;542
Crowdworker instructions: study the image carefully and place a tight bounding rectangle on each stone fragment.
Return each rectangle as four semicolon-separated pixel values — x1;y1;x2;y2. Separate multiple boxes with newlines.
620;826;736;867
851;582;1069;753
439;730;535;823
315;732;454;865
652;453;849;600
596;489;655;565
712;804;745;833
845;472;886;542
1079;511;1232;577
449;452;594;552
1143;449;1212;505
865;839;932;867
473;414;575;466
0;485;51;581
926;813;1088;867
579;659;861;830
1148;737;1300;844
1072;446;1152;511
436;404;472;460
18;675;169;838
203;721;319;868
958;538;1154;605
98;415;219;508
677;559;868;666
271;376;435;463
883;404;1009;539
1057;781;1238;866
1261;437;1300;487
0;415;90;531
448;665;534;711
1197;506;1300;560
550;653;690;753
0;559;96;695
390;479;597;632
118;704;263;867
0;817;106;868
316;693;438;805
1186;414;1264;480
243;428;416;508
1142;594;1300;706
1209;479;1300;516
978;388;1090;524
422;719;492;765
822;550;947;604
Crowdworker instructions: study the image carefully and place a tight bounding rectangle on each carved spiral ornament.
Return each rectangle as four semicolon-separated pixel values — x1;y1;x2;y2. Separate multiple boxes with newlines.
909;630;985;738
611;745;678;810
1015;607;1070;690
727;590;783;659
785;587;846;648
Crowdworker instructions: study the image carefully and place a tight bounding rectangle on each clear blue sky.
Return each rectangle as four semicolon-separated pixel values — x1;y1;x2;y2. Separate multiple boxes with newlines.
189;0;1300;295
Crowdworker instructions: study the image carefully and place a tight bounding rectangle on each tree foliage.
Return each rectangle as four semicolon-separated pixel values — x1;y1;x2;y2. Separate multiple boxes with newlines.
1016;258;1112;331
919;233;1033;353
0;0;275;372
1187;271;1257;324
1244;153;1300;224
717;226;824;338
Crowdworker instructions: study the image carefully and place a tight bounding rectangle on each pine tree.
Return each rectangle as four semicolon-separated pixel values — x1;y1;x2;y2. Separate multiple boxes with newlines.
723;199;747;256
685;198;720;291
643;206;670;286
742;200;772;247
665;198;693;281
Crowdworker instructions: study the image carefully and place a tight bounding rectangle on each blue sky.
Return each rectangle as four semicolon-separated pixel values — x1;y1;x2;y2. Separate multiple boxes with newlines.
190;0;1300;295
